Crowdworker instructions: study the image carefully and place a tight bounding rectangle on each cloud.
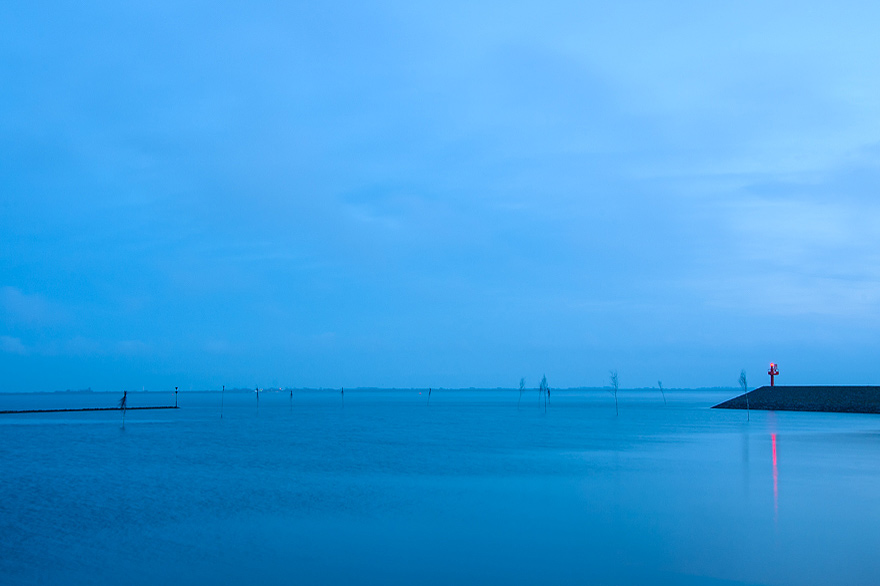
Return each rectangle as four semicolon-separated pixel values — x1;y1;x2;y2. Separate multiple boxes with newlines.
204;338;234;354
0;286;65;327
116;340;151;356
0;335;27;355
63;336;103;356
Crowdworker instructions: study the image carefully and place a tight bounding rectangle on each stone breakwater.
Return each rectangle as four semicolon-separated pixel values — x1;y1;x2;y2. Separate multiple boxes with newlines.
0;406;178;414
713;386;880;414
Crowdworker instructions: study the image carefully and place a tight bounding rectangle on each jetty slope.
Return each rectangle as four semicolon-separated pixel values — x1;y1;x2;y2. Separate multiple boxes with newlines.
713;386;880;414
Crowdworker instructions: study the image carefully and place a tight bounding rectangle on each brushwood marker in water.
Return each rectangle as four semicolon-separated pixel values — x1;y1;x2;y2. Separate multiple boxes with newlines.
119;390;128;427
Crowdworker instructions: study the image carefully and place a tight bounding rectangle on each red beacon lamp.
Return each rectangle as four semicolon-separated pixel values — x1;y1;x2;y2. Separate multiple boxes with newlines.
768;363;780;387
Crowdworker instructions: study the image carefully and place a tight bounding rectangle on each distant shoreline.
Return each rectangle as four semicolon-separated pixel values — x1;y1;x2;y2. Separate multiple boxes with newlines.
0;386;738;395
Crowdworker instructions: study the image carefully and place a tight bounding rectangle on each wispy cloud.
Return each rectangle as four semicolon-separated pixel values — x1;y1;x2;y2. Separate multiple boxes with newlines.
0;287;66;327
0;335;27;355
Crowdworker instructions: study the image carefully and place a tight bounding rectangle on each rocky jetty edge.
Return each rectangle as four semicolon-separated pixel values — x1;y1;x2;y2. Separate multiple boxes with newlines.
713;386;880;414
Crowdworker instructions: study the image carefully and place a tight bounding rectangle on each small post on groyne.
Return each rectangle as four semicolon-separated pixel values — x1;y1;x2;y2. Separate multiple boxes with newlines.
768;363;779;387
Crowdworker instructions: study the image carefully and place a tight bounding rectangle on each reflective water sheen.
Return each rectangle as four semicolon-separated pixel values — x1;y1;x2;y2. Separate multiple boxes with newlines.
2;389;879;585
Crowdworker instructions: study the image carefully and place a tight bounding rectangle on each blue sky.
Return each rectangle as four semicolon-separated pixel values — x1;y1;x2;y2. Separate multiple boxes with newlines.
2;1;880;391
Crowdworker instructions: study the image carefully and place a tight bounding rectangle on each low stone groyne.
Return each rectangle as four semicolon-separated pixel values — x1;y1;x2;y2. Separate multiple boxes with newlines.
0;406;178;415
713;386;880;414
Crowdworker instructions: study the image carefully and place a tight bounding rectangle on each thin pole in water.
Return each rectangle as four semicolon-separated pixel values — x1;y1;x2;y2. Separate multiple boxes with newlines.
175;386;179;408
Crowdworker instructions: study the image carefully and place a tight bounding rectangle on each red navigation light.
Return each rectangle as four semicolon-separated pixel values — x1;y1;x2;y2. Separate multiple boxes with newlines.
768;363;780;386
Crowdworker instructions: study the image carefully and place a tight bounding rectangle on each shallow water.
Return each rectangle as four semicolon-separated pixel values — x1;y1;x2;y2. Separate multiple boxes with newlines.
1;389;879;585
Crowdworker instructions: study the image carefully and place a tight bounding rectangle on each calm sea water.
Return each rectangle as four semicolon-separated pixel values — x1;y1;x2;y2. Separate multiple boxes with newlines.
2;389;879;586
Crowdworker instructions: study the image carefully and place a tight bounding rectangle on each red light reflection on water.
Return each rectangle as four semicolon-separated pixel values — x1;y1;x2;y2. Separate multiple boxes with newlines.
772;433;778;520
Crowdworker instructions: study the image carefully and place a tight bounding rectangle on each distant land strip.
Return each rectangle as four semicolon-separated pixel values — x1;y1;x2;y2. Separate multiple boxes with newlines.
713;386;880;414
0;406;178;414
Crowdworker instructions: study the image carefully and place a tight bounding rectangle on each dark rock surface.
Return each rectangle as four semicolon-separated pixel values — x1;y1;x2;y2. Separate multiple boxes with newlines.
713;386;880;414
